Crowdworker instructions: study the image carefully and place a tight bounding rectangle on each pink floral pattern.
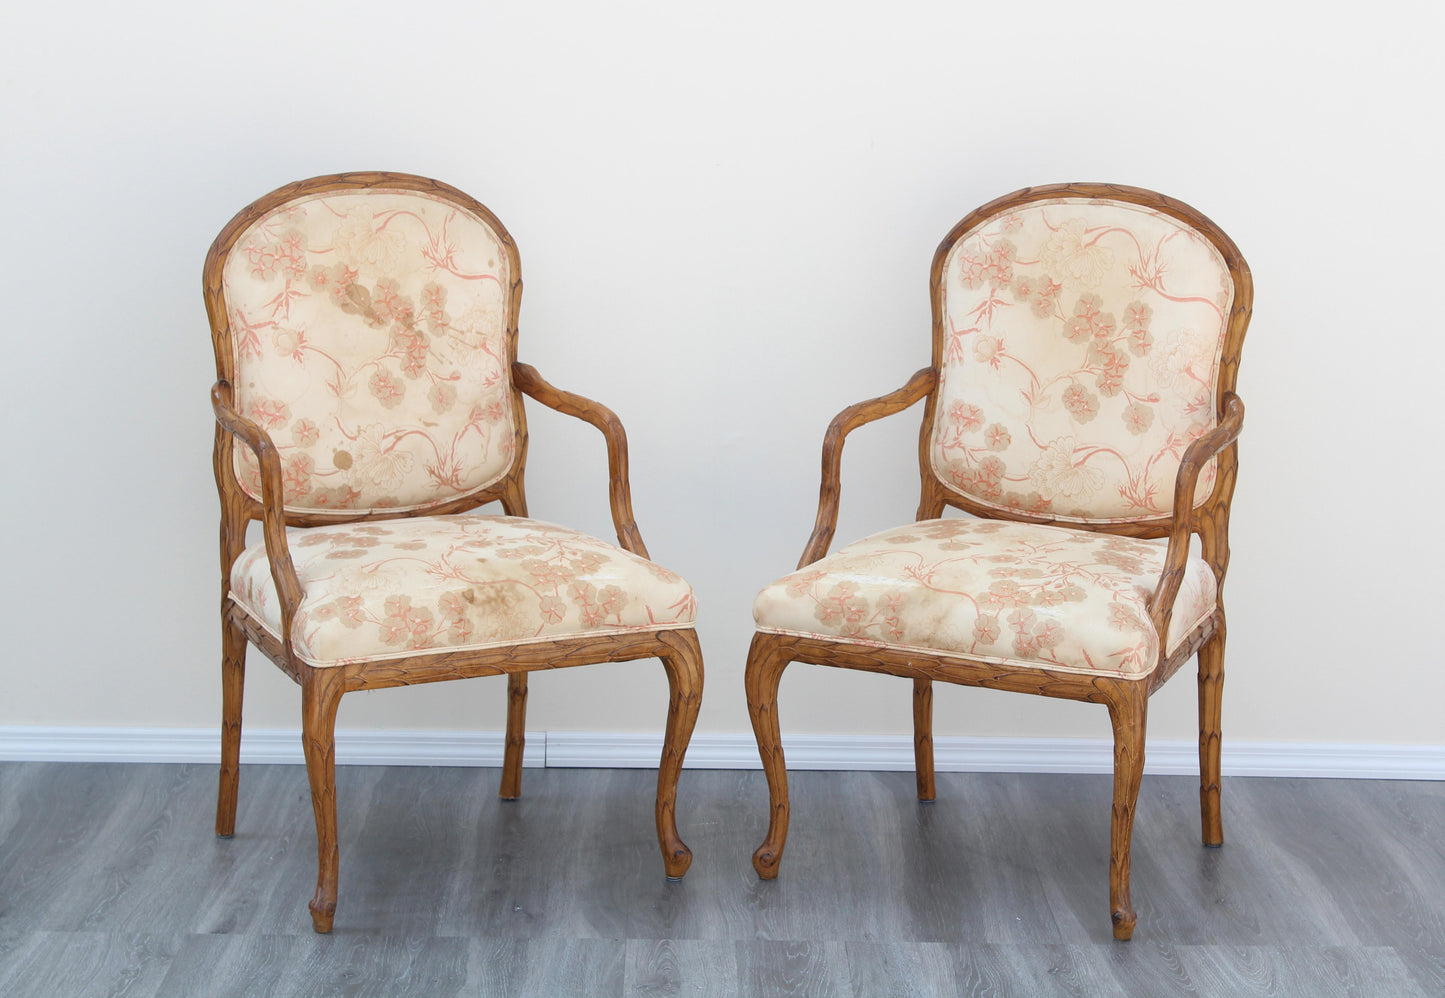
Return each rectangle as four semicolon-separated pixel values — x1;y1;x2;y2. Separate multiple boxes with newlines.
222;190;516;514
933;199;1233;523
754;519;1215;677
230;515;697;667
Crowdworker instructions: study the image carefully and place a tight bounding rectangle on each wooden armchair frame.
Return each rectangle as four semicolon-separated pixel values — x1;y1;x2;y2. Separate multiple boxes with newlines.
745;183;1252;941
205;173;703;933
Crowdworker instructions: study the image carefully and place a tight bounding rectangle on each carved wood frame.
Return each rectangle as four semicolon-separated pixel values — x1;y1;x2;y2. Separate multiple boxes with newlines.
746;183;1252;941
205;172;703;933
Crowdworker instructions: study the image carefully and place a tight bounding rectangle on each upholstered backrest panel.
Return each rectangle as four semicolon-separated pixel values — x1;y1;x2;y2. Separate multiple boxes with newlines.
222;188;515;514
932;197;1232;523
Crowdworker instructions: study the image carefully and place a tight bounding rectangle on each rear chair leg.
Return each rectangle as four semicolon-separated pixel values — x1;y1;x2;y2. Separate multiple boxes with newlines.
1198;613;1226;847
500;673;528;800
913;677;936;802
216;616;246;837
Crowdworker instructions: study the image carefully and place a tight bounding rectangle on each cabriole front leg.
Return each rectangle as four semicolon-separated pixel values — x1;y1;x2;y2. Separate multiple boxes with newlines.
1105;682;1148;941
656;630;704;878
300;667;345;933
745;633;792;879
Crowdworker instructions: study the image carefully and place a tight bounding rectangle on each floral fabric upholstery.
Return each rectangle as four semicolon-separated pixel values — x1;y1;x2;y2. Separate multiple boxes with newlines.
222;189;516;514
231;515;697;668
753;519;1215;678
932;198;1232;523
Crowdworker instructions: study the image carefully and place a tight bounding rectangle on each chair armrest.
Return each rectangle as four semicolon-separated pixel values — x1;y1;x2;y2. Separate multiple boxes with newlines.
212;381;305;662
1146;392;1245;646
512;362;650;559
798;367;937;568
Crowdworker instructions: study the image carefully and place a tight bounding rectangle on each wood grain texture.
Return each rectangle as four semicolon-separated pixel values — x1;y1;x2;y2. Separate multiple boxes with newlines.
745;183;1253;941
213;618;244;839
0;932;180;998
500;673;528;801
157;932;475;998
1;764;1442;997
625;938;744;997
471;938;626;997
204;172;704;932
912;677;935;803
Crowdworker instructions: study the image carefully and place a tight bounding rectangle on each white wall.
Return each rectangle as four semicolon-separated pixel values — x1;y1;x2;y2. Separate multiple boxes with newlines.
2;1;1441;750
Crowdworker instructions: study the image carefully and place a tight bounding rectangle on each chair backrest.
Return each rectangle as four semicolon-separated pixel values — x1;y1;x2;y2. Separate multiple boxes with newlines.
925;184;1251;529
205;173;524;518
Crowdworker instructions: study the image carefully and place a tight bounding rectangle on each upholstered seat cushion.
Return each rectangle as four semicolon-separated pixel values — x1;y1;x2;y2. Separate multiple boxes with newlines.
753;519;1214;678
231;515;697;667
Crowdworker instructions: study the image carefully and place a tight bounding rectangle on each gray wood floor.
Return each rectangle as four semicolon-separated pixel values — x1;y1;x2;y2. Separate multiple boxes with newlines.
0;762;1440;997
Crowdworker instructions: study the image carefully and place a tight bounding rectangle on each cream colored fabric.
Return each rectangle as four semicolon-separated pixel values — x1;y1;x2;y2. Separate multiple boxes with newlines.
932;198;1232;523
231;515;696;667
754;519;1215;677
222;189;516;514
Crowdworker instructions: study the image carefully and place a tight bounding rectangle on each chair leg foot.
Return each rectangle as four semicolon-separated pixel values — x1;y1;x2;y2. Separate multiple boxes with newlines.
309;897;337;934
752;843;783;880
500;673;527;801
657;630;703;879
301;668;345;934
745;633;791;880
1111;908;1137;941
913;677;936;802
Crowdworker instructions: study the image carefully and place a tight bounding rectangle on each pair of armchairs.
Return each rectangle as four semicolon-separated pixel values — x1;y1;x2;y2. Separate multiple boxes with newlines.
206;173;1250;939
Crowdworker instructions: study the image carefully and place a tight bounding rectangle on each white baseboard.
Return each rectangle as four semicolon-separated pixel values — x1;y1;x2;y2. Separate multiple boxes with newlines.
544;732;1445;780
0;726;548;768
0;726;1440;779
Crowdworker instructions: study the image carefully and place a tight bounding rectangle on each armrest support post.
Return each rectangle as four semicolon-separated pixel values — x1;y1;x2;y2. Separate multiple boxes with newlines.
798;367;936;568
512;362;650;559
1146;393;1245;651
212;381;305;664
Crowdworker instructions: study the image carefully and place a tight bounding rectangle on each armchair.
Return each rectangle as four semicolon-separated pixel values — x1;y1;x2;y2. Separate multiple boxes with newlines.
205;172;704;932
745;183;1252;940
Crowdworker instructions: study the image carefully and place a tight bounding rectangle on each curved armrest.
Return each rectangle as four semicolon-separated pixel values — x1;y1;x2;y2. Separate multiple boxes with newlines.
798;367;937;568
512;362;650;559
1146;392;1245;647
212;381;305;661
